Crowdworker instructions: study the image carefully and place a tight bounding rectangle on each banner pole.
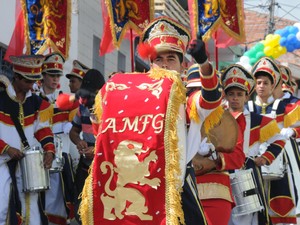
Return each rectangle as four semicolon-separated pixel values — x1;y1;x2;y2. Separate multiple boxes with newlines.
214;32;219;70
130;28;134;72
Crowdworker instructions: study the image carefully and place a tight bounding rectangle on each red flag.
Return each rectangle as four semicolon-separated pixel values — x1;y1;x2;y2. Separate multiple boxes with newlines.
99;0;154;55
4;1;25;62
99;0;114;55
188;0;245;48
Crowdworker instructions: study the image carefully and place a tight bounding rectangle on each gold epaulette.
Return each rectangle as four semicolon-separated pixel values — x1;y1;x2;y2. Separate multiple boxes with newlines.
260;119;280;143
69;107;78;122
284;105;300;128
189;91;201;123
39;103;54;123
203;105;224;135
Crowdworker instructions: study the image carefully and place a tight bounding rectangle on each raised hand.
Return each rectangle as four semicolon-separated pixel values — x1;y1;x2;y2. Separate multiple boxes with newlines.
187;33;208;64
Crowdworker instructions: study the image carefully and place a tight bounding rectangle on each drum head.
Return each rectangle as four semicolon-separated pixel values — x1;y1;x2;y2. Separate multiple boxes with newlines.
201;110;238;153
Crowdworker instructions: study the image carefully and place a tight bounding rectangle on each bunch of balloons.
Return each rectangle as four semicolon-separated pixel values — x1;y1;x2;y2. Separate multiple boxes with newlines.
237;22;300;71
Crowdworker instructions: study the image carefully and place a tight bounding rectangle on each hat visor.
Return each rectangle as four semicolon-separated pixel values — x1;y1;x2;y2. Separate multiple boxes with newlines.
43;70;63;76
19;73;42;81
66;73;83;80
186;82;202;88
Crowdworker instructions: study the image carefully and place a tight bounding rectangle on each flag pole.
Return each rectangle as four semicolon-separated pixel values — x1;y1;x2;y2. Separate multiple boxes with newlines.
130;28;134;72
214;32;219;71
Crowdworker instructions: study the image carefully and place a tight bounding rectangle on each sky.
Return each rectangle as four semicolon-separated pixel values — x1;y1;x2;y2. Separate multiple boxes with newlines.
244;0;300;22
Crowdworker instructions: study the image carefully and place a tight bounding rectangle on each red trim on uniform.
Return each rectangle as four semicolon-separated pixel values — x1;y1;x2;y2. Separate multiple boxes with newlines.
271;216;297;224
274;139;286;149
40;100;52;111
201;199;232;225
293;127;300;139
46;214;67;225
0;112;14;125
270;197;295;217
199;96;222;109
52;112;69;124
275;114;284;123
35;127;53;142
0;140;9;154
201;73;218;90
262;151;275;163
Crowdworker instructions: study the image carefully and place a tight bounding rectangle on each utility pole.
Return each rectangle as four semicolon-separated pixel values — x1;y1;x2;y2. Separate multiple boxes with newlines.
267;0;276;35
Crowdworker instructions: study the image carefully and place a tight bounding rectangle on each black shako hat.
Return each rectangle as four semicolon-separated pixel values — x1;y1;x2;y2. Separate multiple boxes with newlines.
80;69;105;93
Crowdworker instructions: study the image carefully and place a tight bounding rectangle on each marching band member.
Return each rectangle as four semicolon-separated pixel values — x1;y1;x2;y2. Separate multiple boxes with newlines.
0;55;54;225
79;16;221;225
39;52;75;225
66;60;89;94
222;64;285;225
65;60;89;172
69;69;105;224
187;65;245;225
248;57;297;224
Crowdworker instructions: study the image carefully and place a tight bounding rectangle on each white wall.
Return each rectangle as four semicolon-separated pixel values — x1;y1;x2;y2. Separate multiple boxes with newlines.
0;0;133;93
0;1;15;45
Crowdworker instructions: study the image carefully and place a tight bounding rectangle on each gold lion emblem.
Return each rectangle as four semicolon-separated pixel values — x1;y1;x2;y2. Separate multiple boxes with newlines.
100;140;161;220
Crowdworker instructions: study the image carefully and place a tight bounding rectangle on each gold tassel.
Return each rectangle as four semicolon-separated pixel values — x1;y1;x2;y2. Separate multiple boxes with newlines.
189;92;201;123
260;120;281;143
203;105;224;135
163;71;186;225
93;91;103;123
284;106;300;128
78;163;94;225
39;104;53;123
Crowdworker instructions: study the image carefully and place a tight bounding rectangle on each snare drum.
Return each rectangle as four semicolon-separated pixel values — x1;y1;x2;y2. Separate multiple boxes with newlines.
20;146;50;192
230;169;264;217
261;151;286;181
50;135;65;173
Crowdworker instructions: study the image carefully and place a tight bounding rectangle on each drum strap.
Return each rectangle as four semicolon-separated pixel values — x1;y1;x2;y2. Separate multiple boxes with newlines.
5;93;30;149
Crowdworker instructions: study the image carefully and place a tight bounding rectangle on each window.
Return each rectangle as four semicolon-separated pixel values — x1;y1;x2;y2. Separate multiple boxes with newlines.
117;51;126;73
93;36;105;74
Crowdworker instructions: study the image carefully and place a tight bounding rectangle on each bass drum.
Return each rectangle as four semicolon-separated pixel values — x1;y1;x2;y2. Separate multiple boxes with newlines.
201;109;238;153
20;146;50;192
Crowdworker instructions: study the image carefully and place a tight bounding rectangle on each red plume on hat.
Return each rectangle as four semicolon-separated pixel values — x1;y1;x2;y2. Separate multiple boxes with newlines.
56;93;78;110
137;43;157;60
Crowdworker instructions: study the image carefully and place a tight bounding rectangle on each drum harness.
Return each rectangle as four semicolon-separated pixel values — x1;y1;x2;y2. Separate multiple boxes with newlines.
5;94;30;225
248;99;288;176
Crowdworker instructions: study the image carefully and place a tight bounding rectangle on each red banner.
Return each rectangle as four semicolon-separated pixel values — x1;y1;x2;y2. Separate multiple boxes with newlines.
188;0;245;47
79;69;186;225
22;0;71;58
100;0;154;55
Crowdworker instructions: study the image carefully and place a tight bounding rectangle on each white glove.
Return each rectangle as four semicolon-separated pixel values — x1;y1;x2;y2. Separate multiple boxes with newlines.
198;137;215;156
63;122;73;134
280;127;295;139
